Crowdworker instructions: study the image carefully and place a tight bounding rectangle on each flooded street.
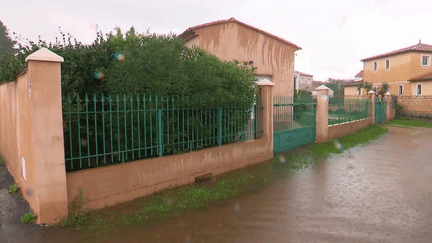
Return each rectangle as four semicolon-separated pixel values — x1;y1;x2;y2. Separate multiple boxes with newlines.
2;125;432;242
103;126;432;243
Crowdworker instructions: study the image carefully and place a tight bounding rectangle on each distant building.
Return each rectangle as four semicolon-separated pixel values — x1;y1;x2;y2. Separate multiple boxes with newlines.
354;70;363;82
294;71;313;92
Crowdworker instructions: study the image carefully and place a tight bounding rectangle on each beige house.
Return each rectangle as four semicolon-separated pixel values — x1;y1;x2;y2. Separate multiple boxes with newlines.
344;71;367;97
361;41;432;96
344;80;367;97
179;18;301;96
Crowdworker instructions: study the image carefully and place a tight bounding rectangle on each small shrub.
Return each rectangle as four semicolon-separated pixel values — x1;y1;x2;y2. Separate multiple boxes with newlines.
20;212;37;223
396;103;404;117
60;189;91;228
8;184;20;194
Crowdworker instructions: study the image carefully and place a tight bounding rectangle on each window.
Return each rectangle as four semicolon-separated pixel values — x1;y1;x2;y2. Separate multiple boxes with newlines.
398;85;403;96
357;88;361;96
373;61;378;71
417;83;422;95
421;55;430;67
385;59;390;70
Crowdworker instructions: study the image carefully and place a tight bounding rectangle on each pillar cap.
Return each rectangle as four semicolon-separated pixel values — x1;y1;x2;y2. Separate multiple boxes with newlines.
25;48;64;63
368;90;376;94
385;91;391;95
257;78;275;86
316;85;330;90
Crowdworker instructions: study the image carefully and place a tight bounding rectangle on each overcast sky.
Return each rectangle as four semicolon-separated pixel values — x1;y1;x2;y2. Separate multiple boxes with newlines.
2;0;432;81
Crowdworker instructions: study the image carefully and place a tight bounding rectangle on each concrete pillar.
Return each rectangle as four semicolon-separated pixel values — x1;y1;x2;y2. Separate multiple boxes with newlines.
25;48;68;224
385;91;391;122
316;86;329;143
368;90;376;124
256;79;275;145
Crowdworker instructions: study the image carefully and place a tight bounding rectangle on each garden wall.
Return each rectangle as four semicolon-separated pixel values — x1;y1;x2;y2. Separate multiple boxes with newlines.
328;117;373;140
0;49;68;224
66;82;274;210
67;137;272;210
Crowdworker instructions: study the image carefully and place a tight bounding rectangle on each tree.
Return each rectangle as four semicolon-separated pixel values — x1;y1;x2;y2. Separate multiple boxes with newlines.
326;78;352;97
358;81;373;93
377;82;389;98
0;20;16;56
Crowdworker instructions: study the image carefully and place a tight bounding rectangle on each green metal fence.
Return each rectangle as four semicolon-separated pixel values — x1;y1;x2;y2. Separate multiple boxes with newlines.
273;96;316;131
63;94;259;172
328;97;371;125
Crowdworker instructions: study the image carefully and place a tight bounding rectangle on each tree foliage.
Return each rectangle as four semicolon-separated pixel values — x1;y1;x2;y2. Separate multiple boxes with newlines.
358;81;373;92
326;78;352;96
0;27;256;106
0;20;16;57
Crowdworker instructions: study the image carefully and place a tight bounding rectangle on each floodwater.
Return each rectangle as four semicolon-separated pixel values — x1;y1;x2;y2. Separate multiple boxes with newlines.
102;126;432;243
2;126;432;242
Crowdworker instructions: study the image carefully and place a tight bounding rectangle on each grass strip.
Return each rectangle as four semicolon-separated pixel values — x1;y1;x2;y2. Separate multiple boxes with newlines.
387;117;432;128
280;125;388;169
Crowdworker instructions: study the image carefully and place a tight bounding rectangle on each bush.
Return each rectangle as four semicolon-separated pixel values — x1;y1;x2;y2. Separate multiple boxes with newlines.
396;103;404;117
20;212;37;223
8;184;20;194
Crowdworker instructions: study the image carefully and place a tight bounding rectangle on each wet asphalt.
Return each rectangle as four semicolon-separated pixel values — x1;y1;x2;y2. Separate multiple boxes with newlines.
1;125;432;242
0;165;78;243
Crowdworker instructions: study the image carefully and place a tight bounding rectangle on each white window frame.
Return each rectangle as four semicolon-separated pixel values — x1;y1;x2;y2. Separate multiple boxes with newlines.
398;85;403;96
373;61;378;72
421;54;430;67
385;59;390;70
416;83;422;96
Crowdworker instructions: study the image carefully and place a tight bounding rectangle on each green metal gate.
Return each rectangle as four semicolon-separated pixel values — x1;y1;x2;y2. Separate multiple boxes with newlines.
374;97;386;124
273;96;316;153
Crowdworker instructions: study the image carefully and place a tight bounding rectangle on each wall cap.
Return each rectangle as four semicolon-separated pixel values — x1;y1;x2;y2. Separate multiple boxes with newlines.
25;48;64;63
316;85;330;90
256;79;275;86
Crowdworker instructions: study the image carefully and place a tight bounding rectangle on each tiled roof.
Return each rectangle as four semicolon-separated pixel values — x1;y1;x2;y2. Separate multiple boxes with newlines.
178;17;301;50
295;71;313;77
361;42;432;61
344;80;364;87
355;70;364;77
409;72;432;82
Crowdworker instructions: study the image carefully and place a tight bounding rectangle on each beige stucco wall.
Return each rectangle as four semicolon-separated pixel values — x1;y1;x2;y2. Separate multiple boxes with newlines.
398;96;432;115
67;137;273;210
186;22;297;97
344;86;367;97
409;81;432;96
0;73;40;220
364;53;414;83
0;49;68;224
328;117;373;141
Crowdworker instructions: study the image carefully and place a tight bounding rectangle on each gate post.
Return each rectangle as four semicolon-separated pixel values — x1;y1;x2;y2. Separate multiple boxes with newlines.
368;90;376;123
385;92;391;122
24;48;68;224
316;86;329;143
256;79;275;144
